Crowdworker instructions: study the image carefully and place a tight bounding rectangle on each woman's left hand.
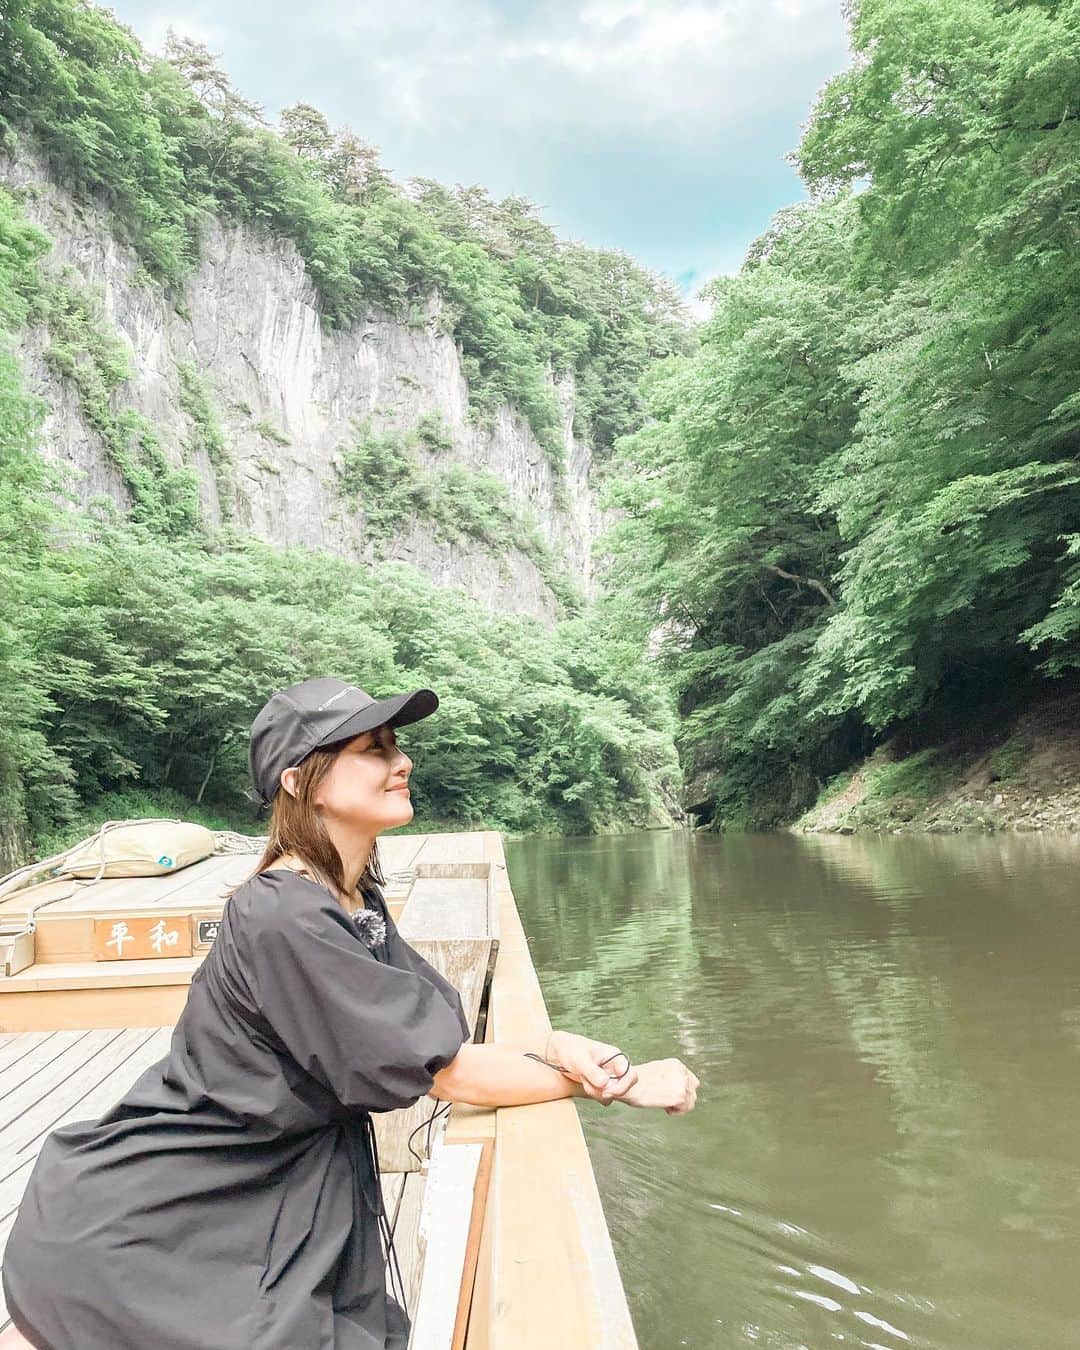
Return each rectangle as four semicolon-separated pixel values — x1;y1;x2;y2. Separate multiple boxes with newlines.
546;1030;638;1106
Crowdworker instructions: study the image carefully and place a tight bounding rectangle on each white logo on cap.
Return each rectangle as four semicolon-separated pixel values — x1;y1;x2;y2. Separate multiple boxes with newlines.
317;688;351;711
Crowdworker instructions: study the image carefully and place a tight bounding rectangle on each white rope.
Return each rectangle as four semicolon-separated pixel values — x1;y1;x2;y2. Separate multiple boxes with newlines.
212;830;269;855
0;819;267;926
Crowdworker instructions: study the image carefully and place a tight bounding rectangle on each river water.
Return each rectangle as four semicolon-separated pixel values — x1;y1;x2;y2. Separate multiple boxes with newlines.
503;829;1080;1350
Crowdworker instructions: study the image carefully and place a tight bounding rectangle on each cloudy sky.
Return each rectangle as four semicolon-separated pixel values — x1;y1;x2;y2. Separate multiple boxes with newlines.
111;0;851;308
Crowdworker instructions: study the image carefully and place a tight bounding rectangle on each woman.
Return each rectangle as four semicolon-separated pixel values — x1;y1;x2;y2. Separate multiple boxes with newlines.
1;677;698;1349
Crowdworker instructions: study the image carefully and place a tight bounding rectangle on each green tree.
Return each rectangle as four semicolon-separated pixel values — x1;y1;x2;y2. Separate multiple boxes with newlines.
605;0;1080;825
279;102;333;162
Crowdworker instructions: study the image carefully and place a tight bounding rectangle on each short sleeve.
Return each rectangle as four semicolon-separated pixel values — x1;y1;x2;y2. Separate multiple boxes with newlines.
369;886;472;1043
237;873;469;1113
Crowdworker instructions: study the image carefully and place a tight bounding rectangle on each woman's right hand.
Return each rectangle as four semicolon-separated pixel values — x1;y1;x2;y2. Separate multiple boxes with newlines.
618;1058;699;1114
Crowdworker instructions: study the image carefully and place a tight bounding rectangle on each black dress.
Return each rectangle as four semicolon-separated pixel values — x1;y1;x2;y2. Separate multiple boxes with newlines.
1;868;472;1349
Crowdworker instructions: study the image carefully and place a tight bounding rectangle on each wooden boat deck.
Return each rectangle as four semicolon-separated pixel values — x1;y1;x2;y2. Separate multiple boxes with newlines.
0;830;638;1347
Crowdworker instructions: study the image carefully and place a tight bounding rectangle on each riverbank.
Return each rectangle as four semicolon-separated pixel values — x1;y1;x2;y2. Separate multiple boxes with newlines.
793;689;1080;836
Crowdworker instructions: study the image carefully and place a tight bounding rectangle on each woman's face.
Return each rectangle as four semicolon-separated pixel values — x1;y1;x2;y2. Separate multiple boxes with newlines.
311;724;415;832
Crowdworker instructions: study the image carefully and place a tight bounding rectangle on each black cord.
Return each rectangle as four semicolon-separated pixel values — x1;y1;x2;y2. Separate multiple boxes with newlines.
361;1113;410;1320
407;1096;452;1166
523;1048;632;1079
601;1050;632;1077
379;1095;454;1323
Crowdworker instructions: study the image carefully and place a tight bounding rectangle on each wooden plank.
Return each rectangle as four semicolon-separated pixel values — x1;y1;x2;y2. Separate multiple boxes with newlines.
54;856;229;911
127;853;256;909
462;1161;494;1350
409;1142;484;1349
412;834;486;866
0;1029;159;1157
61;853;249;914
0;876;82;922
485;866;500;947
414;865;489;879
375;1092;449;1178
0;1030;167;1193
383;877;417;908
0;1027;172;1332
0;982;192;1034
372;938;490;1173
400;878;491;940
452;1141;493;1350
379;836;430;872
405;942;488;1029
0;1028;171;1217
0;1032;57;1076
27;906;227;965
3;1028;169;1152
0;1030;94;1100
444;970;496;1151
395;1170;428;1326
0;955;202;992
0;856;248;947
9;914;98;966
0;1030;127;1136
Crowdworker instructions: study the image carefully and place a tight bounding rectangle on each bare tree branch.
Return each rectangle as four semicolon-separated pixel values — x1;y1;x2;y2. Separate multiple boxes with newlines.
762;563;837;607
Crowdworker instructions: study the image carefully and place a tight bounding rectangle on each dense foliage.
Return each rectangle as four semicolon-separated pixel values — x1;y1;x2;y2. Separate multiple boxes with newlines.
604;0;1080;826
0;188;681;849
0;0;689;460
0;404;682;854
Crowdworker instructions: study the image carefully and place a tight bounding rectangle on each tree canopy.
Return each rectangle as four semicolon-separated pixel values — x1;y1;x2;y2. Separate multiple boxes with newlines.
604;0;1080;825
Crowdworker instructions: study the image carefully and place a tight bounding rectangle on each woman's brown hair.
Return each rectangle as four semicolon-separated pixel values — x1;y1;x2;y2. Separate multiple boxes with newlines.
240;740;386;904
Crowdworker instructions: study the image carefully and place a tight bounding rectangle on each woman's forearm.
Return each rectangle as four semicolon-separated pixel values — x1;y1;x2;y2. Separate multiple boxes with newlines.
429;1042;586;1106
491;1030;559;1058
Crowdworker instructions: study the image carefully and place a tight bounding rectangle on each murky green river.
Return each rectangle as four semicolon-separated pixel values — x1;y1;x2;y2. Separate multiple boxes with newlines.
504;830;1080;1350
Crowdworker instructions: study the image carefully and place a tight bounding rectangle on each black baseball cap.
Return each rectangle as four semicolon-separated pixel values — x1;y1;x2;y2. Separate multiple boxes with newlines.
249;676;439;806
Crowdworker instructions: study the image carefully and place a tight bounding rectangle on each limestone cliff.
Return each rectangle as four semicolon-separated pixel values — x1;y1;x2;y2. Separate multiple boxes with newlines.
3;143;617;624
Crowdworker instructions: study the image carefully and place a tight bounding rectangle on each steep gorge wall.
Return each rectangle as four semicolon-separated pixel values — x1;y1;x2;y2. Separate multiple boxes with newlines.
3;143;617;624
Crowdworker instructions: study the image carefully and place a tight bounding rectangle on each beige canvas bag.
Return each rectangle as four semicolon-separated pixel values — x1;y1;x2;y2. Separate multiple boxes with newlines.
61;819;217;879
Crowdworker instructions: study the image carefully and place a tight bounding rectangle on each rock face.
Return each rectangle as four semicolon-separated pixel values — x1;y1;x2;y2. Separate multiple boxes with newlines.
3;143;619;624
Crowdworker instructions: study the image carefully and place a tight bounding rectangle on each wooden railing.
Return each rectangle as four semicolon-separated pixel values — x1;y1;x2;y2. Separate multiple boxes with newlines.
442;831;639;1350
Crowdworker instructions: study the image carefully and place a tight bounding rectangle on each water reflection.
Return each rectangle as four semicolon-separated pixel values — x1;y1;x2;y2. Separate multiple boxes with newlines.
504;830;1080;1350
